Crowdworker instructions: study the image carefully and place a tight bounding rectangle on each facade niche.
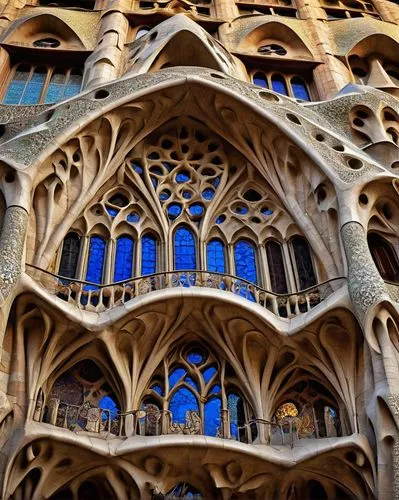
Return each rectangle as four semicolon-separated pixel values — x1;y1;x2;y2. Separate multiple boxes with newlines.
35;359;121;435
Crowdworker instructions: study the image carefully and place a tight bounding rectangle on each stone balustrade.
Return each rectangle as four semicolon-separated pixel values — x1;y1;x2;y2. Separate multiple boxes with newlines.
25;264;346;319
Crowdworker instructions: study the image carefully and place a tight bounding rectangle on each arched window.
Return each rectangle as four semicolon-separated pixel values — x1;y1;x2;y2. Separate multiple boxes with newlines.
46;68;82;103
42;359;120;434
291;76;311;101
85;235;106;287
206;238;226;273
58;232;81;279
141;346;252;440
234;240;257;284
113;235;134;282
291;236;317;290
2;64;82;105
141;233;157;275
271;74;288;96
368;233;399;281
252;71;268;88
174;227;197;270
266;240;288;293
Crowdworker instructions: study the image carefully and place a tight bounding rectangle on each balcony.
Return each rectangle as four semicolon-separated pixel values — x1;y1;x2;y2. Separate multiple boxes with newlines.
34;397;342;447
26;264;346;319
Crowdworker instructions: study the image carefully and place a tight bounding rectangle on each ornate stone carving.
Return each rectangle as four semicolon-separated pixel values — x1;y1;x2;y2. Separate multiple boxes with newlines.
341;221;387;316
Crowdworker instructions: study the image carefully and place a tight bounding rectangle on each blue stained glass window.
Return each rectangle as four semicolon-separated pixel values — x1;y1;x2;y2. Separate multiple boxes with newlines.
44;69;66;104
228;393;244;439
234;240;257;284
99;395;119;420
176;171;190;183
106;206;119;217
253;72;268;88
261;206;273;216
113;235;134;282
266;240;288;294
202;366;217;383
189;203;204;217
168;203;182;220
216;215;225;224
271;75;288;96
150;384;164;395
174;227;197;270
210;384;221;394
182;191;192;199
63;70;82;99
204;397;222;437
21;67;46;104
207;239;226;273
187;350;204;365
202;188;215;200
3;64;30;104
85;236;106;287
141;234;157;275
291;76;311;101
169;367;186;388
131;161;143;175
184;377;199;391
127;212;140;223
159;190;171;201
169;387;199;424
234;205;249;215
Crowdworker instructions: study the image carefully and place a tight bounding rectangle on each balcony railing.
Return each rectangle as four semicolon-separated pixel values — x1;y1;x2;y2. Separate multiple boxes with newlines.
35;398;341;447
25;264;346;318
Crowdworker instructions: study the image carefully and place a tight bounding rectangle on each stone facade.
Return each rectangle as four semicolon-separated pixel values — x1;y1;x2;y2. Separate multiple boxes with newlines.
0;0;399;498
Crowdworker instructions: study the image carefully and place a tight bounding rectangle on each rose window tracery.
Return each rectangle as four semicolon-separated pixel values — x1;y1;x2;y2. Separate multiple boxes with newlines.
131;122;229;224
141;345;250;439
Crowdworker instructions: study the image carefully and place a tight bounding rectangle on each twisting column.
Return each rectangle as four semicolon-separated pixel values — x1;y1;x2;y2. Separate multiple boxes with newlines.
341;220;399;499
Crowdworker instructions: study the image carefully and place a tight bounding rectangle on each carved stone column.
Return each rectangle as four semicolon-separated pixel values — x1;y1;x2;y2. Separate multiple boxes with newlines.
0;205;28;304
340;221;386;319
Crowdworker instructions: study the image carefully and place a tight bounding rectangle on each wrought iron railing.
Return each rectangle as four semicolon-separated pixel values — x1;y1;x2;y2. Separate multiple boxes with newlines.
25;264;346;318
35;398;341;447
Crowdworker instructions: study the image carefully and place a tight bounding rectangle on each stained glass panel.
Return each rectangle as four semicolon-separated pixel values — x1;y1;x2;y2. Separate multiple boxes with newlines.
113;235;134;282
291;76;311;101
291;237;317;290
271;75;288;96
59;232;81;279
63;70;82;99
20;67;46;104
85;236;106;288
174;227;197;270
44;69;66;104
253;72;268;88
141;234;157;275
169;387;199;424
234;240;257;284
204;397;222;437
206;239;226;273
169;367;186;388
266;240;288;294
3;65;30;104
228;393;245;439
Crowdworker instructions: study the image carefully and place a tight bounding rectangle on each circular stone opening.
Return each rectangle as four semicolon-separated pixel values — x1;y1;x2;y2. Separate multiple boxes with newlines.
392;161;399;170
353;117;364;127
94;89;110;100
359;193;368;205
315;134;325;142
356;110;369;119
332;144;345;152
286;113;301;125
347;157;363;170
5;172;15;183
259;91;279;102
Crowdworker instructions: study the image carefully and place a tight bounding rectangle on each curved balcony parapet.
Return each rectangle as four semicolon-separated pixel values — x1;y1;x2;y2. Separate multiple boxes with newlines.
34;398;343;447
25;264;346;319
